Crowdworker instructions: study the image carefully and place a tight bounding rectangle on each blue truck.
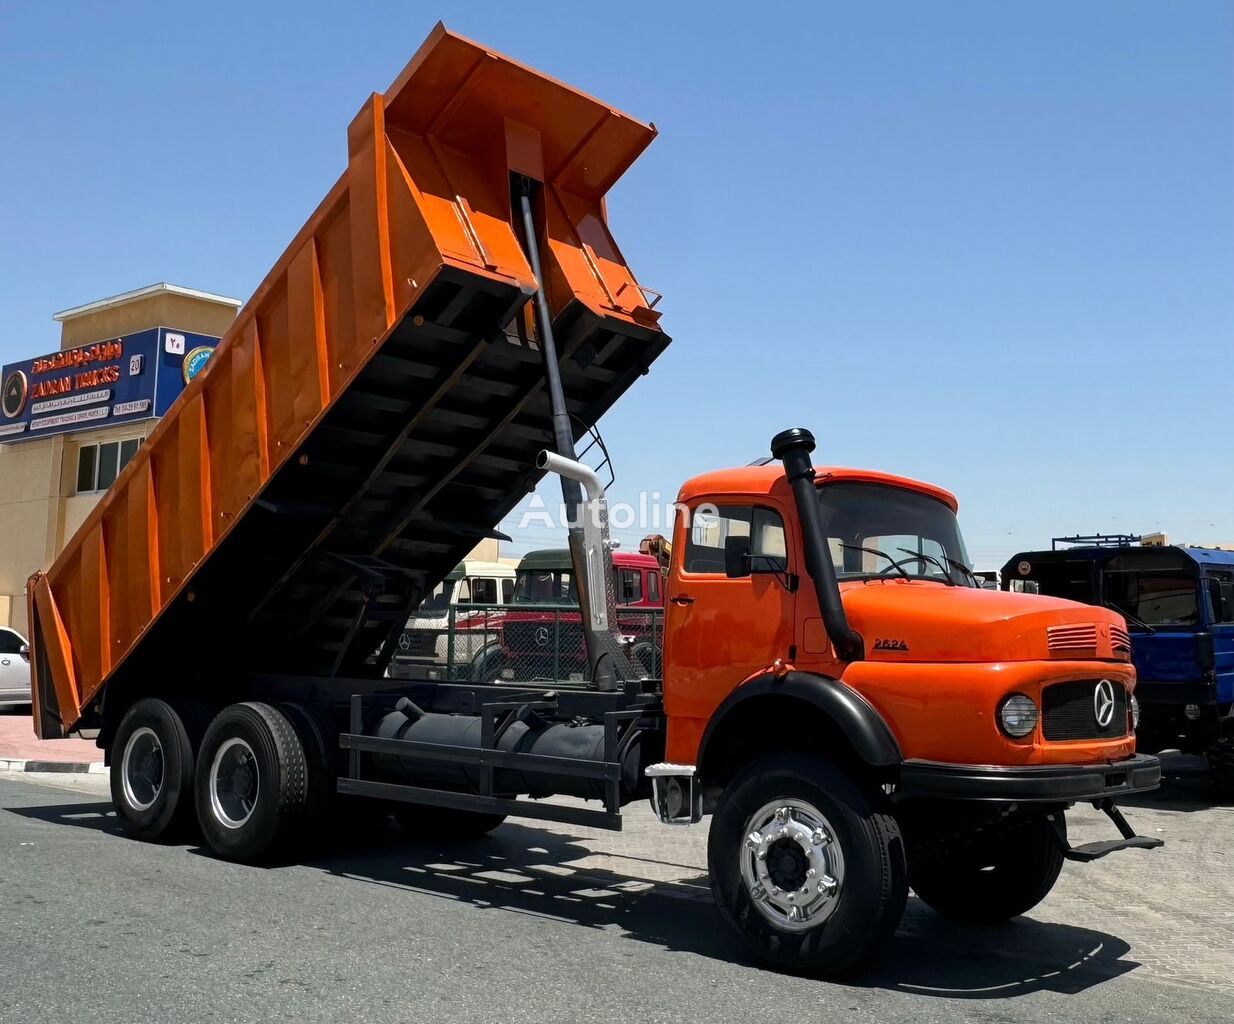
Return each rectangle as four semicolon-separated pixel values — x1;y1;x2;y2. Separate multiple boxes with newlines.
1002;537;1234;795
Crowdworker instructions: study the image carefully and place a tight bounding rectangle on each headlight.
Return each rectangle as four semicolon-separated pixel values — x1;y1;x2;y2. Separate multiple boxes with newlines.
998;693;1038;738
1130;694;1141;730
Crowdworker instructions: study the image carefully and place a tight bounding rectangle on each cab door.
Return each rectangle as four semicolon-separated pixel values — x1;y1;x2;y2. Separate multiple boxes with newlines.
663;500;796;761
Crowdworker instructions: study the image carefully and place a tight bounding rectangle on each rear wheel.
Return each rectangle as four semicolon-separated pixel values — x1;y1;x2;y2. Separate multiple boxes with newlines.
110;697;200;841
708;753;907;977
194;702;308;862
910;813;1065;922
277;701;337;828
394;803;506;840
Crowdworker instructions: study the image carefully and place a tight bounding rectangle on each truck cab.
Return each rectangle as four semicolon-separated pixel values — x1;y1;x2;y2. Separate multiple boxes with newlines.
387;560;516;681
1002;543;1234;793
646;431;1158;972
486;547;664;681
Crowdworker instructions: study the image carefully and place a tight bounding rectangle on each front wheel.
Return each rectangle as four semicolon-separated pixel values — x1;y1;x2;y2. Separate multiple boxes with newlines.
910;812;1065;922
1208;734;1234;800
708;753;907;977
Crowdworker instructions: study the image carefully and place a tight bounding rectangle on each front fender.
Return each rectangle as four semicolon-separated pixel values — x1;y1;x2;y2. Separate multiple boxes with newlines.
697;670;902;773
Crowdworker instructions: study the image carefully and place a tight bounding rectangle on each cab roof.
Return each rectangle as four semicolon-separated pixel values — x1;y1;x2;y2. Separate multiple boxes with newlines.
516;548;660;570
1002;544;1234;571
677;465;959;513
445;559;516;579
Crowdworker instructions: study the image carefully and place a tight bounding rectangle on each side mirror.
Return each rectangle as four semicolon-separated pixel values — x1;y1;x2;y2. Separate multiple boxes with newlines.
18;644;29;658
724;536;751;578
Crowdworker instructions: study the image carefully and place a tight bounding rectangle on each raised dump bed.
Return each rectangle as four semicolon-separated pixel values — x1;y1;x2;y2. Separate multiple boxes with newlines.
28;23;668;739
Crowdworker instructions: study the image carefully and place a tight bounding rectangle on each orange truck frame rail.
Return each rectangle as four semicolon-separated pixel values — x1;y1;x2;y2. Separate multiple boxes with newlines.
26;25;1163;981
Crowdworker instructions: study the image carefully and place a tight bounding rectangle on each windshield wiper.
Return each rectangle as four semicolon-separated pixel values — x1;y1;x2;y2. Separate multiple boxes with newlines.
838;544;913;581
942;554;982;588
1104;603;1156;633
896;548;957;587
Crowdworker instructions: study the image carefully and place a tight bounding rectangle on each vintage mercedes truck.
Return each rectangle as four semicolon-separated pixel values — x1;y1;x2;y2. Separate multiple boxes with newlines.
26;24;1161;977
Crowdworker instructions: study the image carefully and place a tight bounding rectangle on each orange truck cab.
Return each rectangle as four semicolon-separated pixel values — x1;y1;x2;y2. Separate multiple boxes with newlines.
639;428;1161;974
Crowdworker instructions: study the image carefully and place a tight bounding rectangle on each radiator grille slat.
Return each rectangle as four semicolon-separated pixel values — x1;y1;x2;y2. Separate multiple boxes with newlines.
1042;680;1128;741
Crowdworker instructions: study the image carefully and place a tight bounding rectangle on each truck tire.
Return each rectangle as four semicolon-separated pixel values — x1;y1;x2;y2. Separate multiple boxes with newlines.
1208;736;1234;800
110;697;200;841
277;702;337;828
393;803;507;840
708;753;907;977
630;641;661;679
467;644;501;683
194;702;308;862
910;813;1064;922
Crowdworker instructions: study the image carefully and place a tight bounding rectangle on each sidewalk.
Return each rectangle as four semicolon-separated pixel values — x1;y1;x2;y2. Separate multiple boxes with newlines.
0;711;102;771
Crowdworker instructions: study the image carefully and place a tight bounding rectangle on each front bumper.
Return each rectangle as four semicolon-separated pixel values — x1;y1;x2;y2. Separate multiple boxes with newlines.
898;753;1161;803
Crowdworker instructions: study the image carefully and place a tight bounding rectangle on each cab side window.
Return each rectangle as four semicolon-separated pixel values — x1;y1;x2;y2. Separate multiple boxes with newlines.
501;578;514;604
617;568;643;604
684;505;786;574
0;629;24;654
470;577;497;604
1206;571;1234;625
646;571;660;604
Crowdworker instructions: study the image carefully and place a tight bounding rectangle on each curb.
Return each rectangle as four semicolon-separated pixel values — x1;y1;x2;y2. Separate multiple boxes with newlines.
0;759;105;774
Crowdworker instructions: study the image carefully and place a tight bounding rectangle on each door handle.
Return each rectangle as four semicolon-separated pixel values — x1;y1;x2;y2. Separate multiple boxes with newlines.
1;659;9;666
670;594;694;605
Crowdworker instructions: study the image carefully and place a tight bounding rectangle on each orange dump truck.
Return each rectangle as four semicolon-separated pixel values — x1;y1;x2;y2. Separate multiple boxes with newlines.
28;24;1161;978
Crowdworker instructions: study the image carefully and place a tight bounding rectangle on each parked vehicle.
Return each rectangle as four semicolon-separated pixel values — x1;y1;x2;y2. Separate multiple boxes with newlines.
387;560;515;680
1003;540;1234;793
477;547;663;682
26;25;1161;979
0;626;30;708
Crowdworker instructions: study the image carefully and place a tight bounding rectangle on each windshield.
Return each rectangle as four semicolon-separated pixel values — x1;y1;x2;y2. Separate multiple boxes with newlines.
1102;550;1199;628
818;482;973;585
418;579;456;614
512;568;576;606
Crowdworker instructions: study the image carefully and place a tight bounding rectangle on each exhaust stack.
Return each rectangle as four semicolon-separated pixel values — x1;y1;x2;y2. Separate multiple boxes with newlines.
536;450;634;690
771;428;864;662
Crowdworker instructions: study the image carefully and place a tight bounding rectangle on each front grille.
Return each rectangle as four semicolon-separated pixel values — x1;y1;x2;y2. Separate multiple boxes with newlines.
1042;680;1128;741
395;629;437;658
1047;624;1098;655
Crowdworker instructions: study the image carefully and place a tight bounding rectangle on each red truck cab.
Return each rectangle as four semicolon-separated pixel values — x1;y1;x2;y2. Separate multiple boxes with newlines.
486;547;663;681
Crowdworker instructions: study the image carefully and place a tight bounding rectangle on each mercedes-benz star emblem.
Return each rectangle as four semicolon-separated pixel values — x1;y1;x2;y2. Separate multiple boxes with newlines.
534;626;551;647
1093;678;1116;729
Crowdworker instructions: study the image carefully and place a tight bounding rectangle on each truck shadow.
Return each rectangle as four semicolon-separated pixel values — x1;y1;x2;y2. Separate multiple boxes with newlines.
10;801;1140;997
304;818;1139;998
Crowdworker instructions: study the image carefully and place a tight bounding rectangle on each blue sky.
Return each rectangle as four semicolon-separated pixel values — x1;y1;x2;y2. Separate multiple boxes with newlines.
2;1;1231;568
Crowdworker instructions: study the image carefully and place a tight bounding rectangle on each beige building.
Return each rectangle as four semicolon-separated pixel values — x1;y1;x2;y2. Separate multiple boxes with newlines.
0;283;241;633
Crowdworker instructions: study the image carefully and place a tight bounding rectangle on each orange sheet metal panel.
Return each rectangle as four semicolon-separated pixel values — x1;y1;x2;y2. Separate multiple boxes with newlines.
27;22;661;736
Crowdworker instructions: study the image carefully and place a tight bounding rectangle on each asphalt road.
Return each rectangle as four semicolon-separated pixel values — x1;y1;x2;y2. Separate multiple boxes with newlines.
1;767;1230;1024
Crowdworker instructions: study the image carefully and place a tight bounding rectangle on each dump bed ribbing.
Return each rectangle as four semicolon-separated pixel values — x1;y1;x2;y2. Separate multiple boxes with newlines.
28;24;668;737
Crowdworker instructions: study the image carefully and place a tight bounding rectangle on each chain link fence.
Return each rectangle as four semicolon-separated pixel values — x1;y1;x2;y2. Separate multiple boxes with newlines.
387;602;663;684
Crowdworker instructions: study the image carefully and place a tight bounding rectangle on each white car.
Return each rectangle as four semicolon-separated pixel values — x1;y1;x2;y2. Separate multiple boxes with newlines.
0;627;31;708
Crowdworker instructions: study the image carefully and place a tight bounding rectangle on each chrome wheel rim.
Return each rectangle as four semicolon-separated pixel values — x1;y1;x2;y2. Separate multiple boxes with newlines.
209;737;259;829
739;798;845;932
121;726;164;812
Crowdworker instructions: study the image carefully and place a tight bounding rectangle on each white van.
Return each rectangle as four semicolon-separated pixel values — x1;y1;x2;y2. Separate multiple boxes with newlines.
387;560;515;679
